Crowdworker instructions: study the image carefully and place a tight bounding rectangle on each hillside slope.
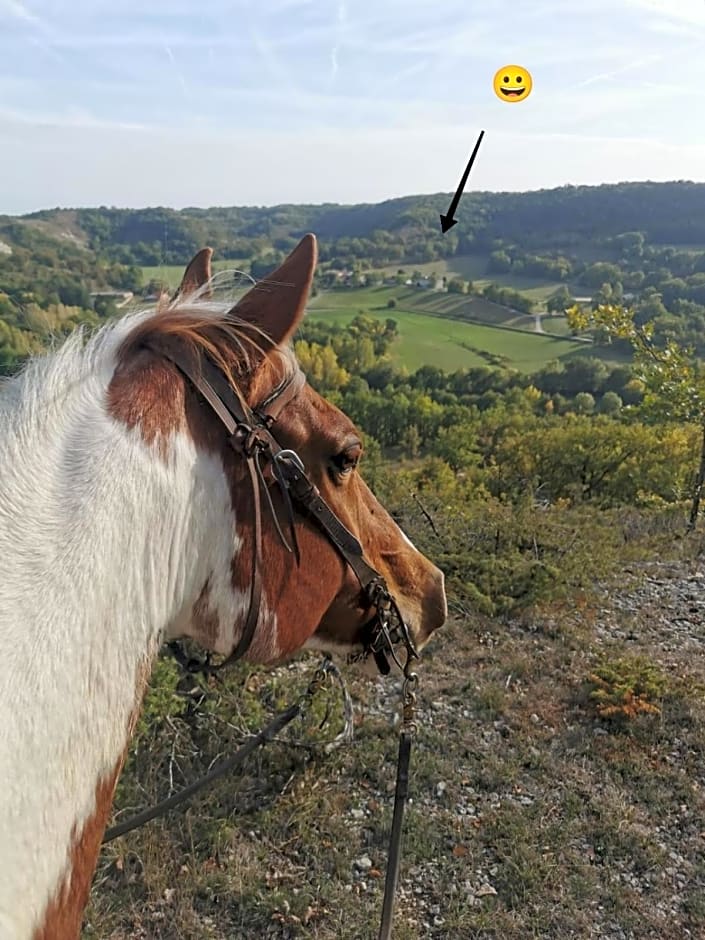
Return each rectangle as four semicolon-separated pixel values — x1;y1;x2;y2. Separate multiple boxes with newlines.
8;180;705;264
86;548;705;939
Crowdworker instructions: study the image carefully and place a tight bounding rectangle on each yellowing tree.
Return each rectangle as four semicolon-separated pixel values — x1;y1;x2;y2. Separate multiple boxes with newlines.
293;340;350;390
566;303;705;530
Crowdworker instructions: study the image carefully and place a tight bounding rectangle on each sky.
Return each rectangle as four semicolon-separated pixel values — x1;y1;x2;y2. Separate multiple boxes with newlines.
2;0;705;213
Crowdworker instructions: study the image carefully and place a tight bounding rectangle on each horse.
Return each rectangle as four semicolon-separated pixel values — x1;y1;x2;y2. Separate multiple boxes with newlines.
0;233;447;940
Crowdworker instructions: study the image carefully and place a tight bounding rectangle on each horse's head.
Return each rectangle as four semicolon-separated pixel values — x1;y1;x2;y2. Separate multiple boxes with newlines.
110;235;446;674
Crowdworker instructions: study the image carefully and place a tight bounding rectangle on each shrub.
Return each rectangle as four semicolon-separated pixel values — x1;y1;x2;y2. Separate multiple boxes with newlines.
585;654;666;721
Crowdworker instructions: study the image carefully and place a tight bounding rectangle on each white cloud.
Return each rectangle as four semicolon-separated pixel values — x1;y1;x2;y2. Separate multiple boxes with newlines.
163;43;189;100
0;104;147;131
0;0;41;24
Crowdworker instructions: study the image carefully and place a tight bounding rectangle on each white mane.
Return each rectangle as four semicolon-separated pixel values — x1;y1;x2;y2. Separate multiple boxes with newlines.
0;293;260;939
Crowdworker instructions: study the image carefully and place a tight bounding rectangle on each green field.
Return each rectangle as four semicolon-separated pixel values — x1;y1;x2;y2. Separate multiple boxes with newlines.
316;286;532;329
396;289;528;327
141;264;610;372
141;259;250;289
144;253;583;307
307;287;604;373
540;314;575;337
377;255;584;305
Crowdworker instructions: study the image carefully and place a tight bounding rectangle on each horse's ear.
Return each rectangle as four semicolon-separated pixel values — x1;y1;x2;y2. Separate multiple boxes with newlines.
231;234;317;346
172;247;213;302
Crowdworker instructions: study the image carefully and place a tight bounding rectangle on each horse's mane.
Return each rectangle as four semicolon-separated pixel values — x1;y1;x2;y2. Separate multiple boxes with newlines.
117;296;295;393
0;275;297;440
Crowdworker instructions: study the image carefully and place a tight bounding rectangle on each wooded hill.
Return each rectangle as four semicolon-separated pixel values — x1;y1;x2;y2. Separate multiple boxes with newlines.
9;180;705;266
3;180;705;374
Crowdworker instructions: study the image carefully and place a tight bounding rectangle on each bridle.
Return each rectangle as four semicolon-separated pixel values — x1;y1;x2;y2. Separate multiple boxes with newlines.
144;338;418;677
111;338;422;939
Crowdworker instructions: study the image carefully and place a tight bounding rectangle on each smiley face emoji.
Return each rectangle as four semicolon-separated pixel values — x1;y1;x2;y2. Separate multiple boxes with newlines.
493;65;533;103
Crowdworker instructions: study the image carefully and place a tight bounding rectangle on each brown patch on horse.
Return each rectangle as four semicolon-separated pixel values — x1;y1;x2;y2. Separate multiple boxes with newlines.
191;579;220;648
246;380;447;651
32;764;122;940
32;655;156;940
227;472;349;661
107;349;188;455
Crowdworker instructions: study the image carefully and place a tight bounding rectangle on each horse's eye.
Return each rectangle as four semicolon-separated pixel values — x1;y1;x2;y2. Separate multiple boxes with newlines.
331;444;362;477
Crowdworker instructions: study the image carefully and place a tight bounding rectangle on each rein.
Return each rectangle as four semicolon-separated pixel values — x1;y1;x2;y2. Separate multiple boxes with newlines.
120;339;421;937
103;657;340;844
102;655;418;940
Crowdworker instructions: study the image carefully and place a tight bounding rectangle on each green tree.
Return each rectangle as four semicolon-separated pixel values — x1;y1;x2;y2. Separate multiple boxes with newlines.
401;424;421;458
547;285;574;314
581;262;622;290
598;391;623;415
573;392;596;415
567;302;705;530
488;250;512;274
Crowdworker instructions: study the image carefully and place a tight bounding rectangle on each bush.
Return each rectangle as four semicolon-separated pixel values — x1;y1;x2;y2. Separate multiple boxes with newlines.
585;655;666;721
368;461;633;615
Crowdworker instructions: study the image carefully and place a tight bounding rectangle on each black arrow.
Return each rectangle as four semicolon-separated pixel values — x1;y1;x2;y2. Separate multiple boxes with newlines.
439;129;485;233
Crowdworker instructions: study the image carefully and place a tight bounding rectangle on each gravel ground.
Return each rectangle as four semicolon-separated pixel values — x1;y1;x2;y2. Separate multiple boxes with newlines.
89;556;705;939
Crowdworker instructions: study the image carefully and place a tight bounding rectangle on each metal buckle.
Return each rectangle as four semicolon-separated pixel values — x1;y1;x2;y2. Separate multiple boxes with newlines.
275;449;306;475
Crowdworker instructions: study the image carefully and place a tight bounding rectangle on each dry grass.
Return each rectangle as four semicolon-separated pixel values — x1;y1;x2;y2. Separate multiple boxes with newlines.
85;547;705;939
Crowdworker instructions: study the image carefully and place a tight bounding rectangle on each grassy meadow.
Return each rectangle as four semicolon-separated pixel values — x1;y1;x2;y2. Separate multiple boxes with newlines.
141;259;251;290
376;255;585;304
140;255;619;374
307;286;609;373
139;254;606;374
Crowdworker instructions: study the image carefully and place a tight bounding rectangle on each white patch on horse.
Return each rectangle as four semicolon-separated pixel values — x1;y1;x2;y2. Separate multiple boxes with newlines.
0;313;256;937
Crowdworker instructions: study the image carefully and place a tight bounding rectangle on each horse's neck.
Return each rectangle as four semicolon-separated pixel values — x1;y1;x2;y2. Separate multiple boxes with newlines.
0;365;226;939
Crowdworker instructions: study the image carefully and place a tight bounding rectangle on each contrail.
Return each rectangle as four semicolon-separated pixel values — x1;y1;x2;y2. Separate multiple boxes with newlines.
571;52;666;90
330;0;347;81
164;43;189;101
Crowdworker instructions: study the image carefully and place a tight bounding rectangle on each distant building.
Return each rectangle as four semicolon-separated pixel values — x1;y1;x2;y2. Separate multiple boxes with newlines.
89;290;134;309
